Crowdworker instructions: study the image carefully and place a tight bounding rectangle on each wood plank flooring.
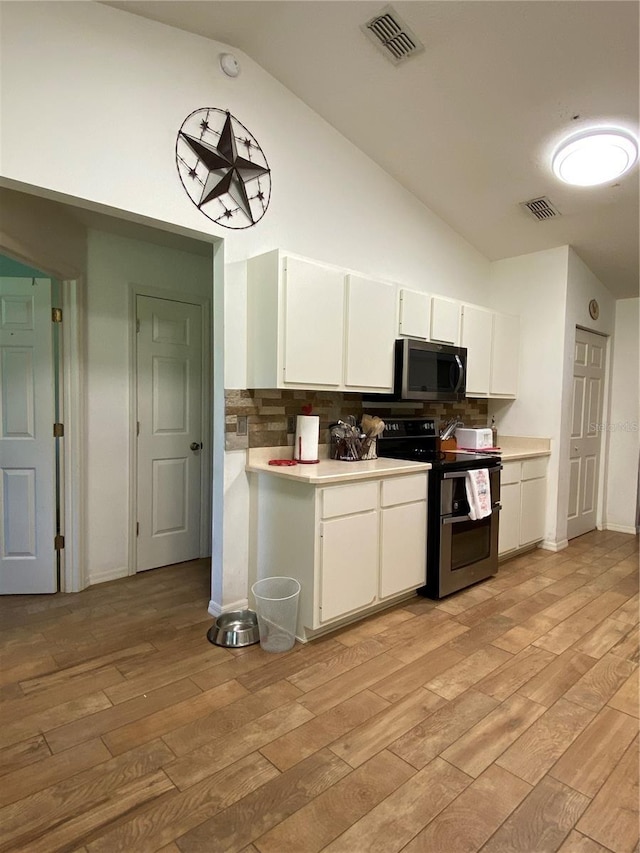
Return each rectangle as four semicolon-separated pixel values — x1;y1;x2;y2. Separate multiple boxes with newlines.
0;529;637;853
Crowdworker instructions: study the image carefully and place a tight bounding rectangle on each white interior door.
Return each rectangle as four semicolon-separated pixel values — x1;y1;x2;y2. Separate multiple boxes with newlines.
567;327;606;540
0;278;57;593
136;295;202;571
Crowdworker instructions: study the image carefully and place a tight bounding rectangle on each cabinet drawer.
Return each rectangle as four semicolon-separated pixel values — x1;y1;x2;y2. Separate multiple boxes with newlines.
321;481;378;519
381;473;428;507
522;457;548;480
501;461;521;485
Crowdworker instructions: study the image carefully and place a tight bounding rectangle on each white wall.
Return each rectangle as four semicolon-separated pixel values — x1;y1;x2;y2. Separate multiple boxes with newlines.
0;2;490;303
488;246;620;549
1;1;495;610
488;247;569;546
605;298;639;533
85;230;212;584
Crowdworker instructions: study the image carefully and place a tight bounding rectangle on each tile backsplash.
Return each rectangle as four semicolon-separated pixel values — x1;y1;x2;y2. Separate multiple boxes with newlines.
225;389;488;450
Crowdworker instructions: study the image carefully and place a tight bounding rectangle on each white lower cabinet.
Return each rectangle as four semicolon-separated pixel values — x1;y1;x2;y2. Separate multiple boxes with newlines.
499;481;521;555
499;457;548;556
320;512;378;621
252;471;428;640
380;501;427;598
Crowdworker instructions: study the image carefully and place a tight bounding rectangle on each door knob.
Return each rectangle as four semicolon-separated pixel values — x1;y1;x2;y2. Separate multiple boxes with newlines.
190;442;202;451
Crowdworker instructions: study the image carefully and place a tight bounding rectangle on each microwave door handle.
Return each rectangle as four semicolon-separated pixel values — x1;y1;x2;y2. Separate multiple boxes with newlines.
453;355;465;393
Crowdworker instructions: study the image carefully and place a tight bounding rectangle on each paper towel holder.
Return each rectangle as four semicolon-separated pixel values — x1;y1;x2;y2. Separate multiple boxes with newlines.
294;413;320;464
296;435;320;464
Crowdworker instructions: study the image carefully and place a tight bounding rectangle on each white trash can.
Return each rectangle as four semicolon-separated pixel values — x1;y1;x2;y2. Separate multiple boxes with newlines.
251;577;301;653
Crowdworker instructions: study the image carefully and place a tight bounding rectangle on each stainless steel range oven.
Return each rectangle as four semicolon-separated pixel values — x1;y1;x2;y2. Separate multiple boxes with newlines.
432;464;501;598
376;417;502;599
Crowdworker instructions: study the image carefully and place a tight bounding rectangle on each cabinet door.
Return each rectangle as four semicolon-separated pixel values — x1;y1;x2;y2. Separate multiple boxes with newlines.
499;482;521;555
520;477;546;546
320;512;378;622
430;296;460;344
461;305;493;396
345;274;396;390
283;257;345;386
399;289;430;339
380;502;427;598
490;312;519;396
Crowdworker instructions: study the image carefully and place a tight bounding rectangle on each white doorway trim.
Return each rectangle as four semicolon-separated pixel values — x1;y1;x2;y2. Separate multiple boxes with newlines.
59;279;84;591
128;282;212;576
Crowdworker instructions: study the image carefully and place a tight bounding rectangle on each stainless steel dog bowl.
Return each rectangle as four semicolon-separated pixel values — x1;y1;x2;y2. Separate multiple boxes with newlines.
207;610;260;648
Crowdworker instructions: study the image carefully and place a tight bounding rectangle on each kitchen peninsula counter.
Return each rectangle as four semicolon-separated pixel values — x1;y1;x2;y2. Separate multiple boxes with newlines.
246;446;430;484
247;445;430;642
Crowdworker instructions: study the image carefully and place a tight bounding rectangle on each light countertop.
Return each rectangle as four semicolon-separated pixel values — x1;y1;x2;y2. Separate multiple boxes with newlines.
245;435;550;483
496;436;551;461
246;446;430;484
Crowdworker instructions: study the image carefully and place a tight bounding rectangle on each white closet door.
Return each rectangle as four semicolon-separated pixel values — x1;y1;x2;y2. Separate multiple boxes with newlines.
136;295;202;571
567;327;606;540
1;278;56;594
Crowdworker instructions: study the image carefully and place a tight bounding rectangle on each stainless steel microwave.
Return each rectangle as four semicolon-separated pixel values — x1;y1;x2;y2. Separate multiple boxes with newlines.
369;338;467;402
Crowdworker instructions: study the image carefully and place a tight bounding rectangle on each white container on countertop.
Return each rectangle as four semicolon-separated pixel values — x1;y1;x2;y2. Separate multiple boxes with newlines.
455;427;493;449
294;415;320;463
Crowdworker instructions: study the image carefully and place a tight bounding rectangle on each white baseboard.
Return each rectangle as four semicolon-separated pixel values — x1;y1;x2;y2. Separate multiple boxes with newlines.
603;523;638;535
208;597;249;617
87;566;129;586
540;539;569;552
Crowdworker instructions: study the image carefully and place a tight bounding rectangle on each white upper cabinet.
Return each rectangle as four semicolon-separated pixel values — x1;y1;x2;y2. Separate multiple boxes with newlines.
246;249;520;398
247;250;397;392
283;257;345;386
398;288;430;339
490;311;519;397
430;295;460;344
345;274;396;391
460;304;493;397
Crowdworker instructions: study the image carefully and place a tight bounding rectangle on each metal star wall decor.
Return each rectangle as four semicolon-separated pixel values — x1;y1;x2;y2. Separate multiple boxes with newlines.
175;108;271;229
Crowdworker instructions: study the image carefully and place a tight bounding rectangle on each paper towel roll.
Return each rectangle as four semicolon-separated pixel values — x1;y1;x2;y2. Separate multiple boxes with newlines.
294;415;320;462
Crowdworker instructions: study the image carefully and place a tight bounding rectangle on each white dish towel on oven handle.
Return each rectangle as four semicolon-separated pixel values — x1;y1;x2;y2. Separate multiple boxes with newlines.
465;468;492;520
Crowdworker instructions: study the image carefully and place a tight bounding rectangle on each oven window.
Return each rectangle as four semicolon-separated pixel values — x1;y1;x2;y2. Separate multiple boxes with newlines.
450;516;492;571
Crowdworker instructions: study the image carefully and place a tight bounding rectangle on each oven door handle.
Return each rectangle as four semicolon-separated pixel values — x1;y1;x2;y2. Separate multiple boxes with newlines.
442;465;502;479
443;505;501;525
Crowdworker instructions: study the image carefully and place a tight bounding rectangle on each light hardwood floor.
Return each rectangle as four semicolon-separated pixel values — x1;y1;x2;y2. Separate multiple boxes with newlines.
0;529;637;853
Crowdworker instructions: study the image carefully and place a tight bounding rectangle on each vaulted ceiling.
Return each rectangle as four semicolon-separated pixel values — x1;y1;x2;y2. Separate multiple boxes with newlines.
104;1;639;297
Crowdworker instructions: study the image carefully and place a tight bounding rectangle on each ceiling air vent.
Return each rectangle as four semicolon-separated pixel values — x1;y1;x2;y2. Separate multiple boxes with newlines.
362;5;424;65
521;196;561;221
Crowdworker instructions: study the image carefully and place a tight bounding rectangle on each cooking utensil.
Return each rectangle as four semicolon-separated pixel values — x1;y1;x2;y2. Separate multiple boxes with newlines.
360;415;385;459
440;418;464;440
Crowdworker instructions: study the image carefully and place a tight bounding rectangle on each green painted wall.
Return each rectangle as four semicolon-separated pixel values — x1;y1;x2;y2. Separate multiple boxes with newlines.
0;255;47;277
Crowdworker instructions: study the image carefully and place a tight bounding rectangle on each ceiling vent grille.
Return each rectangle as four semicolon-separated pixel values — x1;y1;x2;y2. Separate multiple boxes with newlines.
362;6;424;65
521;196;561;221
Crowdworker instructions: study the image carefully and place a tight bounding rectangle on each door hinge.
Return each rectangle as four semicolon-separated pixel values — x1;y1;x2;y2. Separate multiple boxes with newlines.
137;421;140;437
52;307;63;323
136;522;139;537
54;534;65;551
136;318;140;333
53;423;64;438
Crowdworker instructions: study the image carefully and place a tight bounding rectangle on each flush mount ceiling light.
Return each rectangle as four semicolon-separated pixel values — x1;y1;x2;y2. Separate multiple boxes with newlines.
552;127;638;186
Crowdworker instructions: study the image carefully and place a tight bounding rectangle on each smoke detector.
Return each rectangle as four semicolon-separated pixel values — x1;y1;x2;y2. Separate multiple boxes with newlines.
520;196;561;221
361;5;424;65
